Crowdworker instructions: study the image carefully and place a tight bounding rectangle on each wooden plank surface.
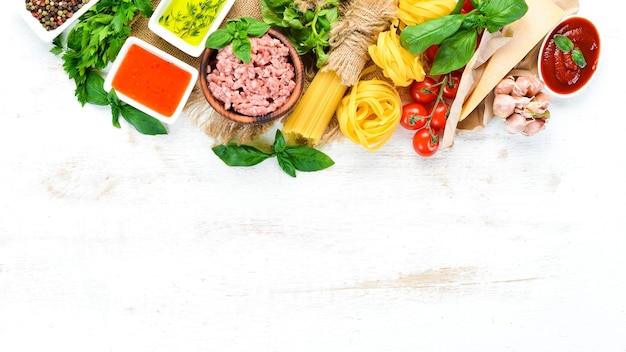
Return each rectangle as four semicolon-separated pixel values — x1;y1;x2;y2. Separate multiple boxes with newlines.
1;2;625;351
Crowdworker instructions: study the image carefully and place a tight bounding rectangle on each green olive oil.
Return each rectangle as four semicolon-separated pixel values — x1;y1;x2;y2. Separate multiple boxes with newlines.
158;0;227;46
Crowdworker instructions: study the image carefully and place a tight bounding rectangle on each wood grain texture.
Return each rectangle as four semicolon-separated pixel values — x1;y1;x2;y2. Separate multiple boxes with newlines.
1;2;625;352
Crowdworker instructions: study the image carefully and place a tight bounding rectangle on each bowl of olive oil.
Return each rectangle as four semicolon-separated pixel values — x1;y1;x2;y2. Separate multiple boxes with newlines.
148;0;236;57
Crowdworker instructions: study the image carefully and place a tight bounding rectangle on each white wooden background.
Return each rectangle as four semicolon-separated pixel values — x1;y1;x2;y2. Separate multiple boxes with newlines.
2;2;625;351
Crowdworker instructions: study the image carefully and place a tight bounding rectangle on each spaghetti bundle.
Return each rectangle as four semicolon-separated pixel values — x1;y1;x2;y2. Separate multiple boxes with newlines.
282;70;347;145
283;0;396;146
335;67;402;151
397;0;457;26
368;20;425;87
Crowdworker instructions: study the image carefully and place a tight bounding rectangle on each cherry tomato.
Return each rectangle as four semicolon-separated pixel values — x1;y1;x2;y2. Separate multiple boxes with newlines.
425;45;439;63
461;0;474;13
400;103;428;130
440;70;462;99
409;77;439;105
412;128;439;157
429;101;449;133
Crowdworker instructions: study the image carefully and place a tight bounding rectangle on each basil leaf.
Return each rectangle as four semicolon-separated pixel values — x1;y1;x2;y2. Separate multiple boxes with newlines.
461;12;484;29
205;29;234;49
120;104;168;135
245;18;270;37
277;152;297;177
85;70;109;106
212;143;272;166
430;28;478;75
232;37;252;64
571;49;587;68
553;34;574;53
480;0;528;33
283;146;335;172
400;15;465;54
111;104;121;129
272;130;286;153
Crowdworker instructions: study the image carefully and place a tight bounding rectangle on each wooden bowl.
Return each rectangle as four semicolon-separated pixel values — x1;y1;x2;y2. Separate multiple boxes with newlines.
199;28;304;125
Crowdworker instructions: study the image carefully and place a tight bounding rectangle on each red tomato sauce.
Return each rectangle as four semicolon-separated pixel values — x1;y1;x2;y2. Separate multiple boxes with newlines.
540;16;600;95
112;44;192;117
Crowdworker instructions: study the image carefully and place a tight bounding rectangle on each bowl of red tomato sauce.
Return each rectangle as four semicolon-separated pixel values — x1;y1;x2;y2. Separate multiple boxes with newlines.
104;36;198;124
538;15;601;98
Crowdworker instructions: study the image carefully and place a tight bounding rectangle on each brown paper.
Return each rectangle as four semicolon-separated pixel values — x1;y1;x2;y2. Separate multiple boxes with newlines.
442;0;579;148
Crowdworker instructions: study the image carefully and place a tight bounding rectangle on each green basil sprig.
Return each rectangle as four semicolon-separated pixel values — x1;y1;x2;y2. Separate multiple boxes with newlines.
205;17;270;64
85;70;167;135
212;130;335;177
400;0;529;75
553;34;587;68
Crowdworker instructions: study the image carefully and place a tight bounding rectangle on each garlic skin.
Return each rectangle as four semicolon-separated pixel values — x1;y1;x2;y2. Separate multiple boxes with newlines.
516;75;544;97
523;119;546;136
493;94;532;118
493;94;517;118
505;113;528;134
495;76;516;95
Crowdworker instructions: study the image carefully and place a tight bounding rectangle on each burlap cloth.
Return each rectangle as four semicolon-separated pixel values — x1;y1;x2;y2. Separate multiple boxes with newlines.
132;0;579;147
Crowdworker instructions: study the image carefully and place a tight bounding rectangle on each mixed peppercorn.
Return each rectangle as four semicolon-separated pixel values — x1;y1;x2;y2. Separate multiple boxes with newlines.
25;0;90;31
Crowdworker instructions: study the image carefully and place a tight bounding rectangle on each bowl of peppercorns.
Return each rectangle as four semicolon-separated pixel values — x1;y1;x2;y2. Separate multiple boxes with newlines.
19;0;101;42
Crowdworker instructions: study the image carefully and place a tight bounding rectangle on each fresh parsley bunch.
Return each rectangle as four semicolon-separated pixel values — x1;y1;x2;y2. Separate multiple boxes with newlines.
400;0;528;75
259;0;343;68
51;0;165;135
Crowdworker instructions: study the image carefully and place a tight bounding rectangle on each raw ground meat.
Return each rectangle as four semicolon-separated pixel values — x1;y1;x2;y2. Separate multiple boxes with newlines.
206;34;296;117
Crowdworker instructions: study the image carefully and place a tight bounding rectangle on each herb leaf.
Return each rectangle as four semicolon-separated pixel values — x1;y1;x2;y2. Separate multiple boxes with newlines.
553;34;574;52
134;0;154;17
205;30;234;49
232;37;252;64
400;15;465;54
480;0;528;33
85;70;110;106
272;129;287;153
259;0;343;68
276;152;297;177
205;17;269;64
400;0;529;74
211;129;334;176
430;28;479;75
283;146;335;172
245;18;271;37
571;49;587;68
212;143;272;166
120;104;168;136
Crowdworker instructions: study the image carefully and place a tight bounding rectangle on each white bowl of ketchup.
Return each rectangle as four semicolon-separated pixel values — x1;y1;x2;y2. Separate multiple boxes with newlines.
537;15;601;98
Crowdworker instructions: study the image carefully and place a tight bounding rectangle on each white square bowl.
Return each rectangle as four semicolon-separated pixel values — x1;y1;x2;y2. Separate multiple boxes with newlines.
148;0;236;58
18;0;101;42
103;36;199;125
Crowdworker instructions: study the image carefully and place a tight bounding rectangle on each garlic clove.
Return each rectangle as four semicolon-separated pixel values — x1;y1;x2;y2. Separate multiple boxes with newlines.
505;113;528;134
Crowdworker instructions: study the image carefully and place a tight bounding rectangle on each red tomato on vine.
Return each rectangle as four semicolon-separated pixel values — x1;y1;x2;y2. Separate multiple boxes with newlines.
412;128;439;157
409;77;438;105
429;101;449;133
400;103;428;130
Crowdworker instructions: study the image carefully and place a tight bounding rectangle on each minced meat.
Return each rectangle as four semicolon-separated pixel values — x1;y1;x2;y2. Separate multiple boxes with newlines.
206;34;296;117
